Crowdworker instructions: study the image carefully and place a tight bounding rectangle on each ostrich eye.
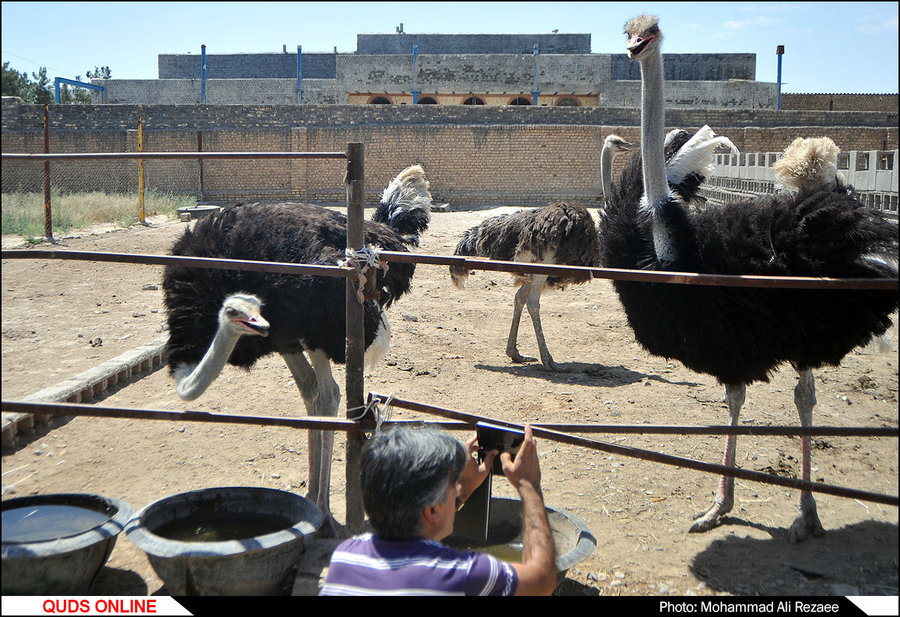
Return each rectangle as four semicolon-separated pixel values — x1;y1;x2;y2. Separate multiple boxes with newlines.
225;307;238;317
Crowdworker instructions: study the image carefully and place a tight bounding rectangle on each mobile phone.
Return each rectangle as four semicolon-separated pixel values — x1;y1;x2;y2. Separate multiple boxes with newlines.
476;422;525;476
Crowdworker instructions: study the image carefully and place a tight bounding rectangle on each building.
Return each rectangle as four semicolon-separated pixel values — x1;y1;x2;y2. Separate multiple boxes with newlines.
93;30;777;109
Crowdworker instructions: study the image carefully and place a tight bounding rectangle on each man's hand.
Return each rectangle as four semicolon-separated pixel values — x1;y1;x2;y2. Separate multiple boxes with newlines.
457;434;496;503
500;425;541;493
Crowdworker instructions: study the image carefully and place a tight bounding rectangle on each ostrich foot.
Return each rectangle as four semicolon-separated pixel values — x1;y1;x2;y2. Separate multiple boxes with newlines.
540;357;566;372
316;513;349;539
788;497;825;543
689;498;732;533
507;349;538;364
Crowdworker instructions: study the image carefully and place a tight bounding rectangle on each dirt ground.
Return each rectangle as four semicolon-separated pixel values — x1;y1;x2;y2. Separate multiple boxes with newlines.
2;205;898;598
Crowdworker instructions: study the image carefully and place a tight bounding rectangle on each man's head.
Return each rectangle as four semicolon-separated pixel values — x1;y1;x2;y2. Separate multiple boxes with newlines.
360;425;467;540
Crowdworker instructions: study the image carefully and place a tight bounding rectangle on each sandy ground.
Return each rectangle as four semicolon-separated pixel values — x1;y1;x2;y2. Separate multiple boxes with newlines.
2;206;898;598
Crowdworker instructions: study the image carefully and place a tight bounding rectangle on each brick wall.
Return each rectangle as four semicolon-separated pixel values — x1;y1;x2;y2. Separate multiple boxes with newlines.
3;100;896;206
782;94;898;113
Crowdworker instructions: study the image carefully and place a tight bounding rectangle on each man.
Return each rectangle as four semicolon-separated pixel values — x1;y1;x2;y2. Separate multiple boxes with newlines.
320;424;557;596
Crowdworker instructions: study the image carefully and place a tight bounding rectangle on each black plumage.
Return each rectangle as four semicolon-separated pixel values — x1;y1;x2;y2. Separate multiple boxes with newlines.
602;14;898;541
164;202;415;371
602;178;898;384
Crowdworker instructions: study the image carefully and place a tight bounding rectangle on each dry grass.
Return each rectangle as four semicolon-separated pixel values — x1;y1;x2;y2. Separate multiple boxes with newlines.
1;189;195;240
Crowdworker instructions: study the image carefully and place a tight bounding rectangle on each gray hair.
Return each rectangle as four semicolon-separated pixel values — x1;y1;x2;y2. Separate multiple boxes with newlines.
360;425;467;539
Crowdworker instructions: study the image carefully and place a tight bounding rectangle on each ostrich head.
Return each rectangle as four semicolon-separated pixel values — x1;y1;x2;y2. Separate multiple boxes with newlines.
604;135;635;154
172;293;268;401
625;14;663;60
219;293;269;338
375;164;433;243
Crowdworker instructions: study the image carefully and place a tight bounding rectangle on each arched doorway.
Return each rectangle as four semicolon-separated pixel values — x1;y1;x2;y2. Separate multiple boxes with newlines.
509;96;532;106
462;96;485;105
418;97;438;104
368;96;392;104
556;97;579;106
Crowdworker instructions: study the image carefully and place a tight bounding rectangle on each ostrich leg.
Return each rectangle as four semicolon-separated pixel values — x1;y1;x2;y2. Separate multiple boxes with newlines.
282;350;341;524
690;383;746;532
524;274;560;371
506;278;536;364
789;369;825;543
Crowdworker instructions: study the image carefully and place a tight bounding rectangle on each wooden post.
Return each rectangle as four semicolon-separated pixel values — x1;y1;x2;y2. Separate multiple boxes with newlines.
344;142;368;532
43;105;53;241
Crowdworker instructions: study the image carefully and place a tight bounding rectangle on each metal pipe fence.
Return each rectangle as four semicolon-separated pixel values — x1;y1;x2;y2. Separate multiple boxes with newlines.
2;146;898;529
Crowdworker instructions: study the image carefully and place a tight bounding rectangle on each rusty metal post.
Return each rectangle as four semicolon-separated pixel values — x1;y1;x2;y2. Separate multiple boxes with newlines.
43;105;53;241
138;114;146;223
197;131;204;200
344;142;367;532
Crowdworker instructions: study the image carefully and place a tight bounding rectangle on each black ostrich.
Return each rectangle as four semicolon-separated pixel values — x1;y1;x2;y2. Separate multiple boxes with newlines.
600;14;898;542
450;201;600;371
163;165;433;525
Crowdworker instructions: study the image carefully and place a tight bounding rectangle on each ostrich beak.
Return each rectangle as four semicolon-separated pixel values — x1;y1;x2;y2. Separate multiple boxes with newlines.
626;34;655;59
237;316;270;337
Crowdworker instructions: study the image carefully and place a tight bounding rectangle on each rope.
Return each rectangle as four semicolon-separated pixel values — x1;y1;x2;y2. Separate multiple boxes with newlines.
343;247;382;269
345;393;394;434
342;247;389;304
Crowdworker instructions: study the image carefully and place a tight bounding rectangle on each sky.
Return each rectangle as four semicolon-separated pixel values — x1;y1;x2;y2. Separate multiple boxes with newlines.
2;1;898;94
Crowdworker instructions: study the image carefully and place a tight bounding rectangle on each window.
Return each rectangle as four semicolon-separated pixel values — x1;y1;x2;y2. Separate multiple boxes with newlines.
556;97;579;106
877;151;894;170
837;153;850;170
368;96;392;104
856;153;869;171
418;97;438;104
462;96;485;105
508;96;532;105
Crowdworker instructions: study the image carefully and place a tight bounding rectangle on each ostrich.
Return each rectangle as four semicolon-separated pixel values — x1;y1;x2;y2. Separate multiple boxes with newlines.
600;134;635;208
600;14;898;542
447;128;731;372
450;201;600;371
163;164;433;527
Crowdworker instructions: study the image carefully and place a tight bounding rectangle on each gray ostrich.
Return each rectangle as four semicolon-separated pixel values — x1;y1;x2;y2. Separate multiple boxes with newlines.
600;134;635;209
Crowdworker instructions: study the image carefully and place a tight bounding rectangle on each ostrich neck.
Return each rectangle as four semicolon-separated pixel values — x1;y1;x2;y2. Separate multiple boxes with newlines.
175;324;242;401
601;145;615;204
639;47;677;265
639;49;669;207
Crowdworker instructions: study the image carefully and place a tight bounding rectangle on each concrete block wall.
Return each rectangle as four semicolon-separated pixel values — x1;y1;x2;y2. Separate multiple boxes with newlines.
91;75;776;109
610;53;756;81
356;33;591;55
159;52;337;79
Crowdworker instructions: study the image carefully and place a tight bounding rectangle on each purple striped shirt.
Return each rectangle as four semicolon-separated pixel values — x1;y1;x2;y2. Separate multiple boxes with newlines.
319;533;519;596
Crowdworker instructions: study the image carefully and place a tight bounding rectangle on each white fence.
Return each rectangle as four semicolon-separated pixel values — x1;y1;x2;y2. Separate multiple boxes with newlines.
705;149;898;215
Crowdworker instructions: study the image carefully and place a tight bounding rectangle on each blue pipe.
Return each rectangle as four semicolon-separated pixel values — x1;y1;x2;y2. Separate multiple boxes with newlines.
776;45;784;110
54;77;104;104
532;44;540;105
412;44;419;104
201;44;206;103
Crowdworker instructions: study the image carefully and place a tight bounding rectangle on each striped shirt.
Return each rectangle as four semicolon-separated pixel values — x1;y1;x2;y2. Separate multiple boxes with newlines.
319;533;519;596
